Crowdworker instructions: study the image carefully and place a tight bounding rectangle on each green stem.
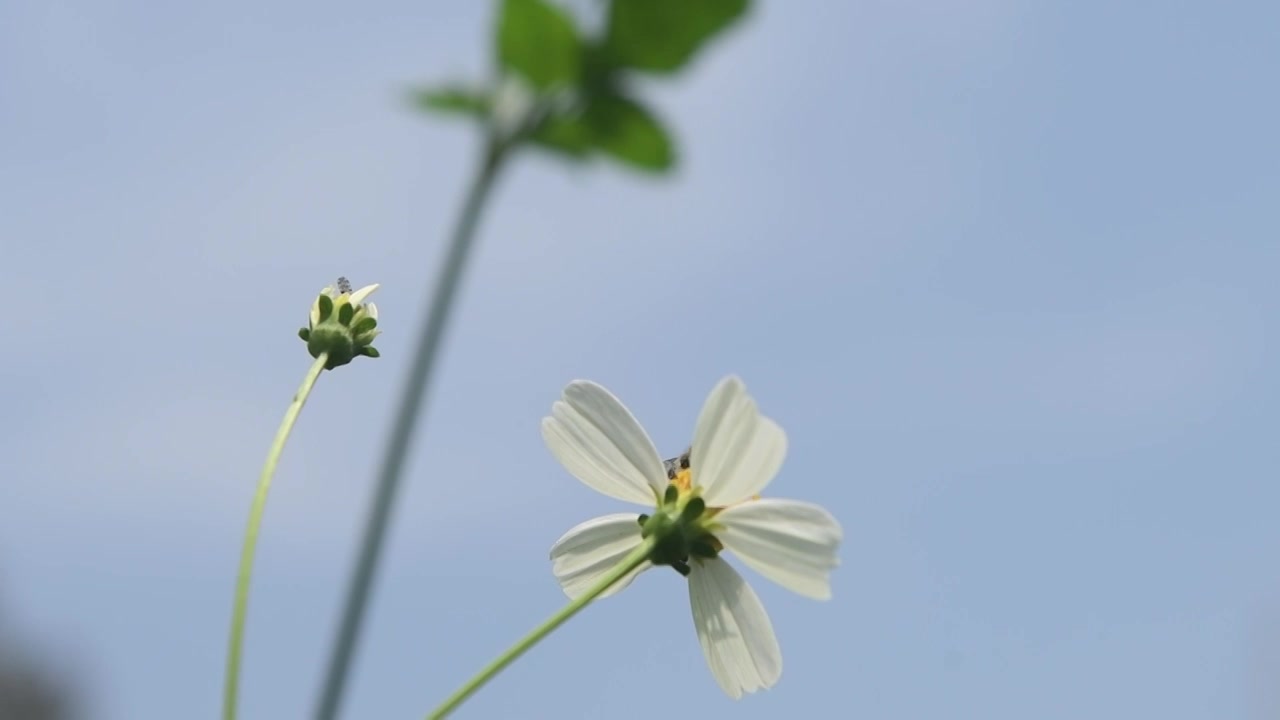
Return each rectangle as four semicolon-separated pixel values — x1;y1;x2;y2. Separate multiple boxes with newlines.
223;353;329;720
314;139;508;720
426;537;659;720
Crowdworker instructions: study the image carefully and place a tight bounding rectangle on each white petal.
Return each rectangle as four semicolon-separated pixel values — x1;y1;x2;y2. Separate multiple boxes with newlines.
549;514;649;600
691;377;788;506
348;283;379;306
364;302;378;321
716;499;842;600
687;557;782;699
541;381;667;505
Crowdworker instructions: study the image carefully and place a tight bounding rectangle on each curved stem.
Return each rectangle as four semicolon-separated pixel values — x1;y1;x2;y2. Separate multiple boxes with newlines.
314;140;508;720
223;353;329;720
426;537;658;720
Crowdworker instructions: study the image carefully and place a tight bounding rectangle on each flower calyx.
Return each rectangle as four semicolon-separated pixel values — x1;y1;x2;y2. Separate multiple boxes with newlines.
297;277;382;370
637;462;722;578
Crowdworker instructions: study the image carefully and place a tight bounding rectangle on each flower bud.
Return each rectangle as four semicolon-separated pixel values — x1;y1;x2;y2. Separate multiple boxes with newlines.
297;278;382;369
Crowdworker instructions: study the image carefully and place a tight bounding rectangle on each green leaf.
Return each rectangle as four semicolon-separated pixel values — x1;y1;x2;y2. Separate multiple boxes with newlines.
410;87;489;118
605;0;749;73
582;94;674;171
529;113;594;158
497;0;581;89
525;95;674;171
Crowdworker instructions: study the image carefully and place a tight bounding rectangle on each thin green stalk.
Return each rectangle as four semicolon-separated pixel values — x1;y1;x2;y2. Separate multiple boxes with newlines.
426;536;659;720
314;139;508;720
223;353;329;720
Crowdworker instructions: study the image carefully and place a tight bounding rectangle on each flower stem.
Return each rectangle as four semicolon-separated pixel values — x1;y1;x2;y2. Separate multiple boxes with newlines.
223;353;329;720
313;139;508;720
425;537;659;720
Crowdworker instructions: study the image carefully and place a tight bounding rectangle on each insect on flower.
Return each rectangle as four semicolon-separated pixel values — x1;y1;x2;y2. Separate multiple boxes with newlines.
544;377;842;699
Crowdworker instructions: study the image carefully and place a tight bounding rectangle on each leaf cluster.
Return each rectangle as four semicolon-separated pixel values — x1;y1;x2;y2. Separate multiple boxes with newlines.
414;0;749;173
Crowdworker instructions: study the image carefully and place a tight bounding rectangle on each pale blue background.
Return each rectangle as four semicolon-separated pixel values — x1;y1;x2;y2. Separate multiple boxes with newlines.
2;1;1279;718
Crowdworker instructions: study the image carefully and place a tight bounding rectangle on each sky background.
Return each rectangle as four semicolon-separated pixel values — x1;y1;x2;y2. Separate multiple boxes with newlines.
3;0;1279;718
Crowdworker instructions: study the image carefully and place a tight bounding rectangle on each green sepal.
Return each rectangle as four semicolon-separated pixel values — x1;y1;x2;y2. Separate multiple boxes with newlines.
338;302;355;326
680;496;706;523
361;346;381;358
351;316;377;336
317;294;334;322
298;328;310;342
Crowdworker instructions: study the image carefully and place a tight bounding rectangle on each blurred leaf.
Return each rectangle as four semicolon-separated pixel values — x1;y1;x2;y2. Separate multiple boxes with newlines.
529;114;594;158
527;95;674;172
497;0;581;89
605;0;749;73
411;87;489;119
582;94;674;171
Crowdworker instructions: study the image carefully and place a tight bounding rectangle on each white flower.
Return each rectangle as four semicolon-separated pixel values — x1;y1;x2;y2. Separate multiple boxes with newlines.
543;376;842;698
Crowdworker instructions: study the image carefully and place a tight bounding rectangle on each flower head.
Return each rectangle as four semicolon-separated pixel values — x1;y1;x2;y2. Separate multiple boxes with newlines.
298;277;381;370
543;376;842;698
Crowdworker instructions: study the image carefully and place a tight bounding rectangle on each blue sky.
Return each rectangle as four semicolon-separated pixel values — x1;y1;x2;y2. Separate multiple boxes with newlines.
2;0;1279;718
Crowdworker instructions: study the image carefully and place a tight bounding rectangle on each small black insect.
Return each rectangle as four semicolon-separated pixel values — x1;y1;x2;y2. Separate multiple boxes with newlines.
336;276;352;294
664;447;692;480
